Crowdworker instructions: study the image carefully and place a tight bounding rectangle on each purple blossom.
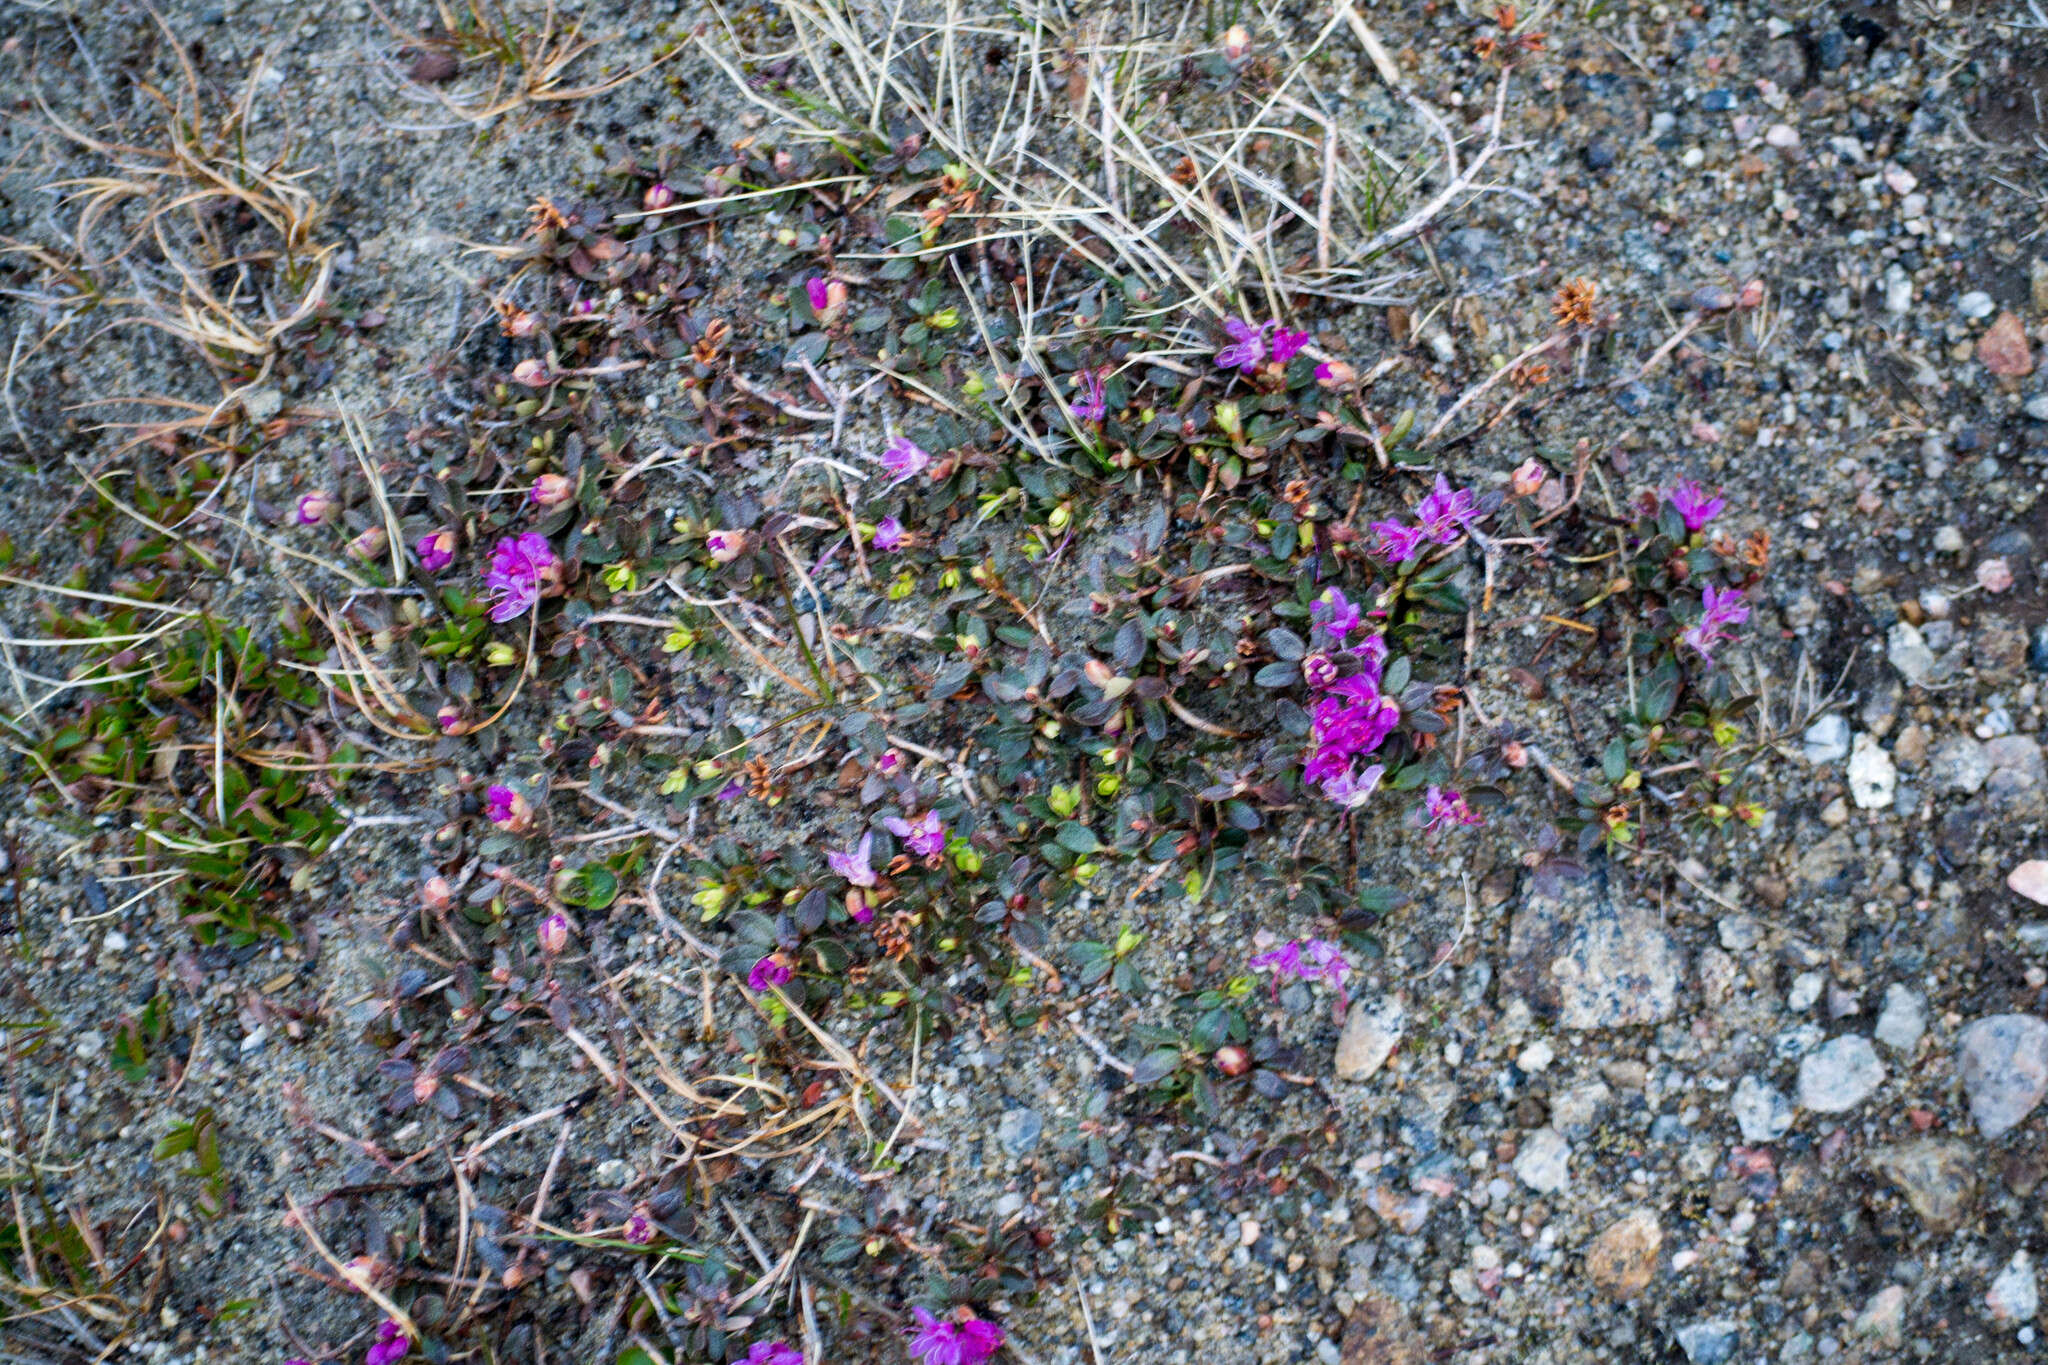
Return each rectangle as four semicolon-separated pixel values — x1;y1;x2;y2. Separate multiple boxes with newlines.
716;778;745;800
1682;584;1750;664
871;517;906;552
1270;327;1310;364
1301;652;1340;690
1319;761;1385;809
529;473;573;507
483;532;558;623
1370;518;1428;563
1415;475;1481;544
1349;633;1388;690
746;1343;805;1365
706;529;747;564
1214;316;1273;372
1668;479;1726;533
1071;368;1106;422
415;529;456;572
748;954;793;992
1249;937;1353;1008
907;1307;1004;1365
881;436;933;484
364;1320;410;1365
1420;786;1481;833
624;1212;656;1244
886;810;946;857
875;749;904;777
1311;586;1360;641
805;277;832;311
827;832;877;888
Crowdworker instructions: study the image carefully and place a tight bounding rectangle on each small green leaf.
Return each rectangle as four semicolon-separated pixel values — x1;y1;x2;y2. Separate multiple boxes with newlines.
1055;821;1100;854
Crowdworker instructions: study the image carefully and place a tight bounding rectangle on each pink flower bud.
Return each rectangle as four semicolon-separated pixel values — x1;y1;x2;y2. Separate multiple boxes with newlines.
538;912;570;955
435;705;465;734
1737;279;1765;309
1222;24;1252;62
706;529;747;564
346;526;389;561
293;490;338;525
415;528;456;572
485;784;533;833
529;473;574;508
511;358;552;388
642;181;676;212
772;150;796;179
1314;359;1355;389
421;876;453;911
1510;459;1548;498
501;307;538;339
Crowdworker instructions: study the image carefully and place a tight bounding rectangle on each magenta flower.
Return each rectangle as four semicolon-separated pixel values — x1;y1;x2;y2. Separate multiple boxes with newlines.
1071;368;1106;422
415;529;456;572
746;1344;805;1365
484;783;532;833
1420;785;1481;833
880;436;933;484
364;1320;410;1365
1349;633;1388;689
907;1307;1004;1365
293;490;338;525
1214;316;1273;372
827;832;877;888
805;277;832;311
1301;652;1340;690
875;749;904;778
886;810;946;857
1311;586;1360;641
1315;359;1355;387
1270;327;1310;364
624;1212;656;1244
1668;479;1726;533
1249;937;1353;1008
529;473;573;508
1370;518;1428;563
1415;475;1481;544
483;532;558;623
748;954;793;992
872;517;906;552
643;182;677;212
1682;584;1750;664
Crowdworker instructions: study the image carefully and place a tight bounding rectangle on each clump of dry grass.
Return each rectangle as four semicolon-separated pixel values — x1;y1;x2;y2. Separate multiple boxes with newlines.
705;0;1521;328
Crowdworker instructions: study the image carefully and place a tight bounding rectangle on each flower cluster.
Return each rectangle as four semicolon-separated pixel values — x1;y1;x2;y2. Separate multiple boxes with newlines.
887;810;946;857
745;1343;804;1365
1682;583;1750;665
1370;476;1482;562
1298;591;1398;806
1214;316;1308;373
907;1308;1003;1365
482;533;559;623
1249;936;1352;1009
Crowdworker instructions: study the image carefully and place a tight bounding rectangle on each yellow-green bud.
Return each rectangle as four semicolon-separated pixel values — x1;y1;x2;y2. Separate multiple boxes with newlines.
1214;401;1242;437
484;642;518;667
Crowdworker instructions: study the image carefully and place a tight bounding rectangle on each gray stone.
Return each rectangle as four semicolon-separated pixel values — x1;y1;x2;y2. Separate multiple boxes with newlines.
1928;735;1991;793
1990;1251;2040;1323
1848;734;1897;810
1335;997;1405;1081
1732;1075;1795;1142
1718;915;1763;952
1887;622;1937;685
996;1107;1044;1156
1797;1036;1886;1112
1869;1139;1977;1233
1787;971;1824;1012
1958;290;1996;320
1957;1014;2048;1139
1513;1126;1571;1193
1676;1318;1739;1364
1874;984;1927;1052
1987;735;2045;787
241;386;285;423
2025;393;2048;422
1802;715;1850;764
1856;1286;1907;1347
1506;886;1681;1030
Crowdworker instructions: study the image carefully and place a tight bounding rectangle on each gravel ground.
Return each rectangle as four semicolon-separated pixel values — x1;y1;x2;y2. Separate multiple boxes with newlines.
4;2;2048;1364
